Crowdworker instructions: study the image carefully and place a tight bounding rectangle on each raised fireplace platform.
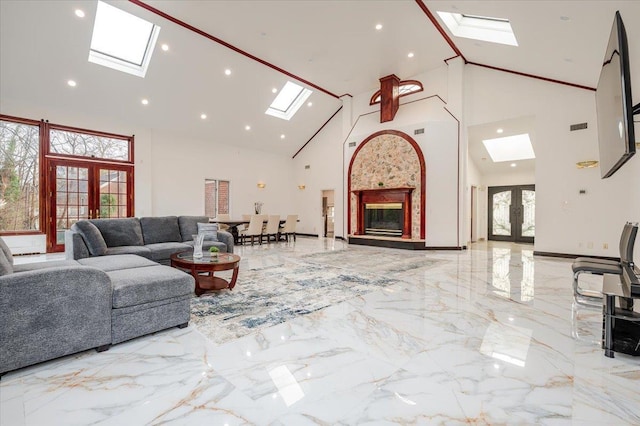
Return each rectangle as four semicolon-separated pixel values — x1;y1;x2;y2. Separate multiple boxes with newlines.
349;235;427;250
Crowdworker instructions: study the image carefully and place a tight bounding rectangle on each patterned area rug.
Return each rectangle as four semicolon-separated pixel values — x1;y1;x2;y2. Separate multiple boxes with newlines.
190;260;403;345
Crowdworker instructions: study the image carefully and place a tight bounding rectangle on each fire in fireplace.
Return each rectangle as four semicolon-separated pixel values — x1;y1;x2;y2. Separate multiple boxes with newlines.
364;203;403;237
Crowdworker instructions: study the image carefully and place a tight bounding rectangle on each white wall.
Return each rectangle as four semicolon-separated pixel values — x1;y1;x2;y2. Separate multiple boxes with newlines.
148;129;295;218
465;66;640;258
292;111;344;237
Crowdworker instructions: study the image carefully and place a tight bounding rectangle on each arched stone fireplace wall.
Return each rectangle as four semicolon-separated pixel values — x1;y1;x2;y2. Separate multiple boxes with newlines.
348;130;426;239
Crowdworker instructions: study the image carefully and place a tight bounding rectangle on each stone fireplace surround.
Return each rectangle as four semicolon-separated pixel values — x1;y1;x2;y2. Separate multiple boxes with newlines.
348;130;425;241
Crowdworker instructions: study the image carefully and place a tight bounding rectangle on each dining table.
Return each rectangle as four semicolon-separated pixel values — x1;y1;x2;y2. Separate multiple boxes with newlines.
211;218;287;244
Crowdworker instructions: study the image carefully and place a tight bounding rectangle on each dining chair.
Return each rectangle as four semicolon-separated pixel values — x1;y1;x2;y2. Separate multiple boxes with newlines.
263;215;281;243
280;214;298;242
239;215;264;245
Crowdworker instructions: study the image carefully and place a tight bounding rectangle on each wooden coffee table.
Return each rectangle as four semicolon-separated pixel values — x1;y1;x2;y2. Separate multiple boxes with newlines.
170;251;241;296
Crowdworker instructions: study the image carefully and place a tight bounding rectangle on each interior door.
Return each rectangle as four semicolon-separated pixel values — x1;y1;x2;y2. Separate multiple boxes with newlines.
488;185;535;244
48;160;133;252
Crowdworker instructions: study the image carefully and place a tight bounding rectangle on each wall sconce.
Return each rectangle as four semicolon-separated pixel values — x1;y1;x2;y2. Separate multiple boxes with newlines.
576;160;599;169
298;184;306;190
257;182;266;189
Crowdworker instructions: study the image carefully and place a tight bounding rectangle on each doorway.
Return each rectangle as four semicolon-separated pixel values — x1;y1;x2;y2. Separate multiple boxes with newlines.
471;185;478;243
322;190;335;238
488;185;535;244
48;159;133;252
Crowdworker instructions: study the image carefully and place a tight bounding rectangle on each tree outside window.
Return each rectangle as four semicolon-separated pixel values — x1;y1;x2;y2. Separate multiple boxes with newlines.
0;120;40;232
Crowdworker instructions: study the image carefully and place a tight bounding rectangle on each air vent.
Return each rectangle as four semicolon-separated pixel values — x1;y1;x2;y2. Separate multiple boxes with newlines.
304;165;310;169
414;128;425;135
348;142;356;148
570;122;588;131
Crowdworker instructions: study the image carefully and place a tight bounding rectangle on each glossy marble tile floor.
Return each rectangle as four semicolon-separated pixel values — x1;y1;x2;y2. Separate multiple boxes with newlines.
1;238;639;425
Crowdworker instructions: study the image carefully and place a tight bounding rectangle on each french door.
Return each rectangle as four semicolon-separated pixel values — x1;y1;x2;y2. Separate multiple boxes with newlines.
47;159;133;252
488;185;535;244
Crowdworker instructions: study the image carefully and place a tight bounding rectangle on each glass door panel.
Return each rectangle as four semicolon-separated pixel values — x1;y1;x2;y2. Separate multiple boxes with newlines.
53;164;90;248
99;168;129;219
521;190;535;238
491;190;512;237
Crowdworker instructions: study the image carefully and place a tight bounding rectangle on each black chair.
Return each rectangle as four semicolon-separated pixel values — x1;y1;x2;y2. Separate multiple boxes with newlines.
572;222;638;305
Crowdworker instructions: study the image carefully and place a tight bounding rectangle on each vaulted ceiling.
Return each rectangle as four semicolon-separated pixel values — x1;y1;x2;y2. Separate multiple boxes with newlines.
1;1;639;159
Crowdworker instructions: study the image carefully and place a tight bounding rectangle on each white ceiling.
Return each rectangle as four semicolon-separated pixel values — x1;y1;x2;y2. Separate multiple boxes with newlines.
1;0;639;160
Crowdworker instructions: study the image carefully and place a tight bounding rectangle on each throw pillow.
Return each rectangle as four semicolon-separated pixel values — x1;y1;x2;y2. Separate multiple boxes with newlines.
74;221;108;256
197;222;218;241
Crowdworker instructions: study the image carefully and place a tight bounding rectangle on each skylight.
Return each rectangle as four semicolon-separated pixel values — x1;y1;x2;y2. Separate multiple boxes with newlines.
265;81;312;121
89;1;160;78
437;11;518;46
482;134;535;162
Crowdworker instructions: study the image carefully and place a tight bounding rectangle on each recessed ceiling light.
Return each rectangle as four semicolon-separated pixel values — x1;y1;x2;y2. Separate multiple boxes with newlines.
67;80;77;87
161;44;169;51
497;128;503;134
307;102;313;107
375;24;383;30
510;163;517;167
245;125;251;131
200;113;207;119
141;99;149;105
280;134;285;139
224;69;231;76
272;88;277;93
75;9;85;18
407;52;414;58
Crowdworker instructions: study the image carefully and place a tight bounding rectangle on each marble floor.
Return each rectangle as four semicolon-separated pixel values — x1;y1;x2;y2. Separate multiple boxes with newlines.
1;238;639;425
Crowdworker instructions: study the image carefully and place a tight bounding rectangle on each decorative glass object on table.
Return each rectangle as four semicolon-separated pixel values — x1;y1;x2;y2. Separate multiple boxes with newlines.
192;233;205;258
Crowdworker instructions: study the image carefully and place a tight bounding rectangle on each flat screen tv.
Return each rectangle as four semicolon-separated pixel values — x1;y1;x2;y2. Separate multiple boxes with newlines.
595;11;636;179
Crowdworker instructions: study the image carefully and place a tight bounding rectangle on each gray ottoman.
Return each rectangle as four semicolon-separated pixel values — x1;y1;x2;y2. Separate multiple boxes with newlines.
78;255;195;345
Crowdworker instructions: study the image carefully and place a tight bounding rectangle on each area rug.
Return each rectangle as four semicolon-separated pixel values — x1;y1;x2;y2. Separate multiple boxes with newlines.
190;261;403;345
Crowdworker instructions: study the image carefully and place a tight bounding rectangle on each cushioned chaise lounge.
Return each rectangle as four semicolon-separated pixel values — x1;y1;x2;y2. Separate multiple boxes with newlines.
0;236;195;376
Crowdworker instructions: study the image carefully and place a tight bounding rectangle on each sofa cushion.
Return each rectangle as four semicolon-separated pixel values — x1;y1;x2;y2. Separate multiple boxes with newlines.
13;260;80;273
108;265;194;309
140;216;182;245
197;222;218;241
90;218;144;247
105;245;153;259
0;237;13;267
145;242;191;263
78;254;157;272
178;216;210;242
73;221;108;256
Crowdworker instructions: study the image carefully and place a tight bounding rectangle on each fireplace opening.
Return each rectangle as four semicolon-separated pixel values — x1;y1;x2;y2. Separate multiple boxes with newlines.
364;203;403;237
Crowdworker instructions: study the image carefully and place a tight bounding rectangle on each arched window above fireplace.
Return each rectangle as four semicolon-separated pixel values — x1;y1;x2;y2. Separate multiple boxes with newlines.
369;80;423;105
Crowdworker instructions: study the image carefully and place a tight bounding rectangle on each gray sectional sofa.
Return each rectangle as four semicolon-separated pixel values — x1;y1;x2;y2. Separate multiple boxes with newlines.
65;215;234;264
0;236;195;376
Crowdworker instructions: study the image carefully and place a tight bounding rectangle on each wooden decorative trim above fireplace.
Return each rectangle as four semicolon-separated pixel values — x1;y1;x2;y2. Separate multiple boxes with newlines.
352;187;414;239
